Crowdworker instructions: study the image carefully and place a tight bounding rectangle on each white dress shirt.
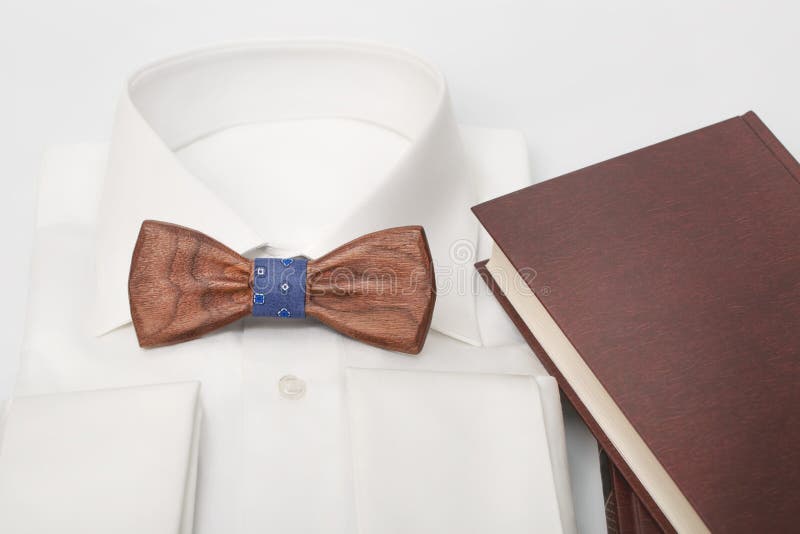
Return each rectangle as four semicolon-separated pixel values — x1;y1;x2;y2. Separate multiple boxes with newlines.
13;41;604;533
0;382;201;534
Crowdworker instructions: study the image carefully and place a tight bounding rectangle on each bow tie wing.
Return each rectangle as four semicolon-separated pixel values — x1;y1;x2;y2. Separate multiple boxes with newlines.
305;226;436;354
129;220;252;347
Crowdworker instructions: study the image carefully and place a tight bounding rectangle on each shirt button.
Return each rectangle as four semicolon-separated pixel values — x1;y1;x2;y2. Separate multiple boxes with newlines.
278;375;306;400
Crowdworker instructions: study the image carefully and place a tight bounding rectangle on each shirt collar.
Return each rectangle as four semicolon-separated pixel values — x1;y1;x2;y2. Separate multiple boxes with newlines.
91;41;482;345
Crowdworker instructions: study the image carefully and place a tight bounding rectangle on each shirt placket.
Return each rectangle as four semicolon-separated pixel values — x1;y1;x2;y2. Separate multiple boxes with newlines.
239;316;356;533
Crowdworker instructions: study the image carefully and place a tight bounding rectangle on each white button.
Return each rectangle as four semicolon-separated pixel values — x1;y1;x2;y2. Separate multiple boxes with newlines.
278;375;306;400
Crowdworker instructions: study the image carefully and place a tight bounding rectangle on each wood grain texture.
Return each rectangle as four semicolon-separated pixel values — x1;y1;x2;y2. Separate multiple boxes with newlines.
129;221;435;354
306;226;435;355
473;112;800;533
129;220;252;347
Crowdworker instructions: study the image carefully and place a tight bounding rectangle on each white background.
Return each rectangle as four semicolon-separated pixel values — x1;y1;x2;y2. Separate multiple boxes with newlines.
0;0;798;402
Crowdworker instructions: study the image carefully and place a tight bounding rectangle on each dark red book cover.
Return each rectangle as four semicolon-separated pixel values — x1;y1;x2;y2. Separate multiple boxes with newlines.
473;112;800;533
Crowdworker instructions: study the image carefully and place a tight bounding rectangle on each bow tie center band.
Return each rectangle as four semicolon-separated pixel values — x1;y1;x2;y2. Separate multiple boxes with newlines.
128;221;436;354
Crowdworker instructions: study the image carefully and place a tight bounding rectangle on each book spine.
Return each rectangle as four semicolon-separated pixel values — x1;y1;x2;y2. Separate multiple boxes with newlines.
612;465;664;534
742;111;800;185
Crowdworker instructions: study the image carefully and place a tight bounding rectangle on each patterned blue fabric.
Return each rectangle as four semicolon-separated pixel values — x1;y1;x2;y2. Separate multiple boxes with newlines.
252;258;307;318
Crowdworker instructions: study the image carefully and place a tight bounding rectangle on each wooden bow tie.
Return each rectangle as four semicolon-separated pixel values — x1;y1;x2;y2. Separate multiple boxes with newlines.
128;220;436;354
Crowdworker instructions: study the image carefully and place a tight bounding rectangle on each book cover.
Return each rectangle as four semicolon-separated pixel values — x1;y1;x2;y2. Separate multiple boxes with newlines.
473;112;800;533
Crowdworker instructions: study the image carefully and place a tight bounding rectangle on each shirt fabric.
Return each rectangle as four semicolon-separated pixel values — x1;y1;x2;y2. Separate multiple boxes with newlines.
14;41;605;534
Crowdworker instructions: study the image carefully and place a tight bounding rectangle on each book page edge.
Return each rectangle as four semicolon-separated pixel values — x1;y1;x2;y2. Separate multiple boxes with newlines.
486;245;709;534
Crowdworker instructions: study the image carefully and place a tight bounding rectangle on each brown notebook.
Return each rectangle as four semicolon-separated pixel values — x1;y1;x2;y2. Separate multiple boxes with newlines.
473;112;800;533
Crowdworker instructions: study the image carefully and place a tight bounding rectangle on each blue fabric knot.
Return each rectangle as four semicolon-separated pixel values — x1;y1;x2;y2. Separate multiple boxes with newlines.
252;258;307;319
